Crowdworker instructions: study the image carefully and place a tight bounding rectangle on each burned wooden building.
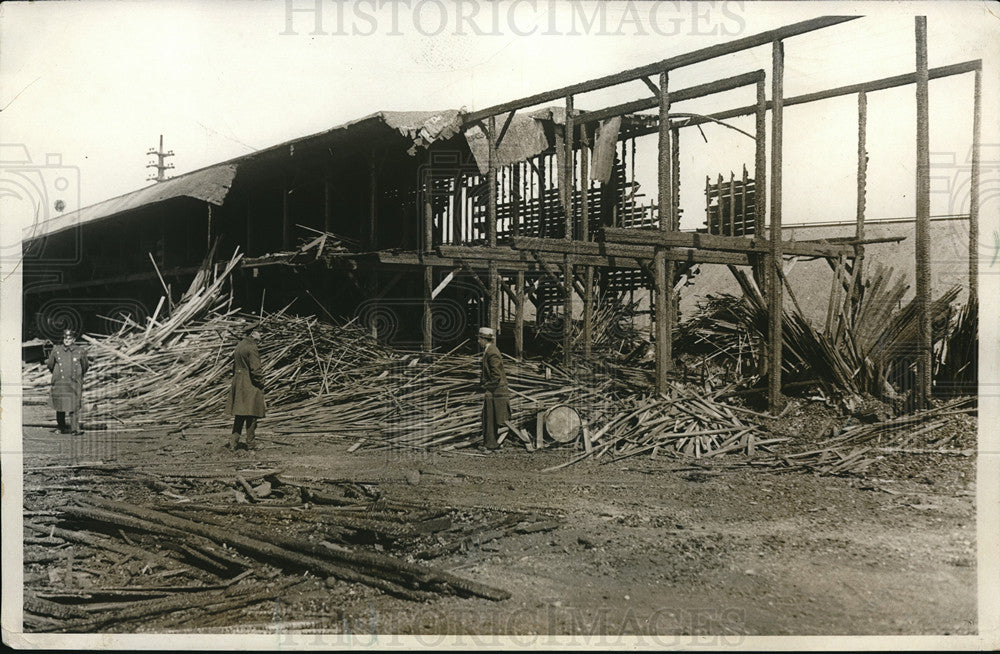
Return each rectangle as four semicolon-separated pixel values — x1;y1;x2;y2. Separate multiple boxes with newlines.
23;15;982;411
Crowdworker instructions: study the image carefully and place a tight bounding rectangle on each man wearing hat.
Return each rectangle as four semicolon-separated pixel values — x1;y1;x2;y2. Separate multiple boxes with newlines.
225;324;266;451
477;327;510;451
45;328;89;435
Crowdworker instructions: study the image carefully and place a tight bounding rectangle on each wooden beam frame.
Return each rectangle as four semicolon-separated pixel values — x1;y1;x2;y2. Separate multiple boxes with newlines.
461;16;856;123
679;60;981;130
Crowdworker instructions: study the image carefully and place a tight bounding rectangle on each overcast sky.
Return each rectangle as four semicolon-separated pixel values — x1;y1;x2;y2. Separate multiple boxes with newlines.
1;0;998;236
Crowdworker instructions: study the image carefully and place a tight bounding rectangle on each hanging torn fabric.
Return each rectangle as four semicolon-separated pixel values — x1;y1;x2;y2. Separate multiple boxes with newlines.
590;116;621;184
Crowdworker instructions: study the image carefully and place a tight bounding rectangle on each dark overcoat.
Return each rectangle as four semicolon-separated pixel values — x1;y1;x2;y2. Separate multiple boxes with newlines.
480;342;510;425
226;337;266;417
46;344;89;412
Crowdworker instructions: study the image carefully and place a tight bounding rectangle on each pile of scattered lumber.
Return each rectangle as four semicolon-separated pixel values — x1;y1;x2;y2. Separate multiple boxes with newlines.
20;248;639;450
746;396;977;476
543;381;786;470
23;463;557;631
676;263;968;403
935;298;977;397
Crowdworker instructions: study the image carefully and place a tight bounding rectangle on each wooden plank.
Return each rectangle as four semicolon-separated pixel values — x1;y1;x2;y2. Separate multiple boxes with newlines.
510;236;750;266
602;227;855;259
579;70;764;126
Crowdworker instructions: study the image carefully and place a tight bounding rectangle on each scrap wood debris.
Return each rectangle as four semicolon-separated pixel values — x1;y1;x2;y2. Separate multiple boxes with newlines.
22;245;977;471
542;381;782;471
739;396;977;476
675;263;972;406
22;464;562;631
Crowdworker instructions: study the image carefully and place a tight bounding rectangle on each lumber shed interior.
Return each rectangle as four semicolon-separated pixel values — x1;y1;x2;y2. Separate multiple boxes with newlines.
22;15;982;413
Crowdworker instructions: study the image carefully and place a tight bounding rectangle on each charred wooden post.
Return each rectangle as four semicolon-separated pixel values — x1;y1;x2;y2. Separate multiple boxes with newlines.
741;164;749;237
970;65;981;302
914;16;932;407
423;164;434;352
368;153;378;250
768;40;785;414
245;192;253;255
562;95;575;365
324;176;334;234
670;124;681;333
206;203;212;251
855;91;868;284
282;181;292;251
717;173;725;235
728;171;736;237
705;176;712;234
655;70;673;393
581;130;593;358
753;77;768;290
515;270;525;359
487;115;500;333
451;172;463;244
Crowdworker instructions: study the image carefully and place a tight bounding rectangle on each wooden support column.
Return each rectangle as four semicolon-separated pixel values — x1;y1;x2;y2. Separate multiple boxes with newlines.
206;203;212;250
728;172;737;238
422;162;434;352
669;124;681;336
970;66;981;302
581;129;593;358
515;270;525;359
282;182;292;251
562;95;575;365
741;165;749;236
324;175;334;234
246;194;253;256
511;163;521;238
768;40;785;414
753;78;768;288
914;17;932;408
487;115;500;333
855;91;868;285
368;154;378;250
451;172;463;244
655;70;673;393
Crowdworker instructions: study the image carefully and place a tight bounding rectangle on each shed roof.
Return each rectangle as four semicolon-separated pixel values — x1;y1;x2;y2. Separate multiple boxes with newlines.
25;110;464;241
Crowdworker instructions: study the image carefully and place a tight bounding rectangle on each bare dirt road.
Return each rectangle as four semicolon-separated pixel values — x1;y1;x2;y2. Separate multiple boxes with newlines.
19;401;976;641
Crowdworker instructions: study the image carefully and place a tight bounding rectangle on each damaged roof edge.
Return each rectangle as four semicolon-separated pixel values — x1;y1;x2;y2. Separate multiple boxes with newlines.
25;163;238;242
23;109;465;243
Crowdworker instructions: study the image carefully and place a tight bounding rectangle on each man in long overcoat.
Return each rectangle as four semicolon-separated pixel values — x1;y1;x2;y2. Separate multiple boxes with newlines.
478;327;510;451
226;324;266;450
46;328;89;435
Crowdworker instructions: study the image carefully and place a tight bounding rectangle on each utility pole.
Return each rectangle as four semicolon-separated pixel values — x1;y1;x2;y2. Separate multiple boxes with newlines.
146;135;175;182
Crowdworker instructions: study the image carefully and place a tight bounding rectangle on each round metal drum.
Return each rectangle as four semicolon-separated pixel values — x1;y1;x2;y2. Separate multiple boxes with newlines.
544;405;581;443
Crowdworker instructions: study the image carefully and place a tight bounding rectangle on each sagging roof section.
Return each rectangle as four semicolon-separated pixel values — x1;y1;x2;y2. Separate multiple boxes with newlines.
26;163;238;240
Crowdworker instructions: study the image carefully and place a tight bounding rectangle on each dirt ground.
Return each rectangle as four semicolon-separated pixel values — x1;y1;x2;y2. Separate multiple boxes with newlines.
19;397;977;641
